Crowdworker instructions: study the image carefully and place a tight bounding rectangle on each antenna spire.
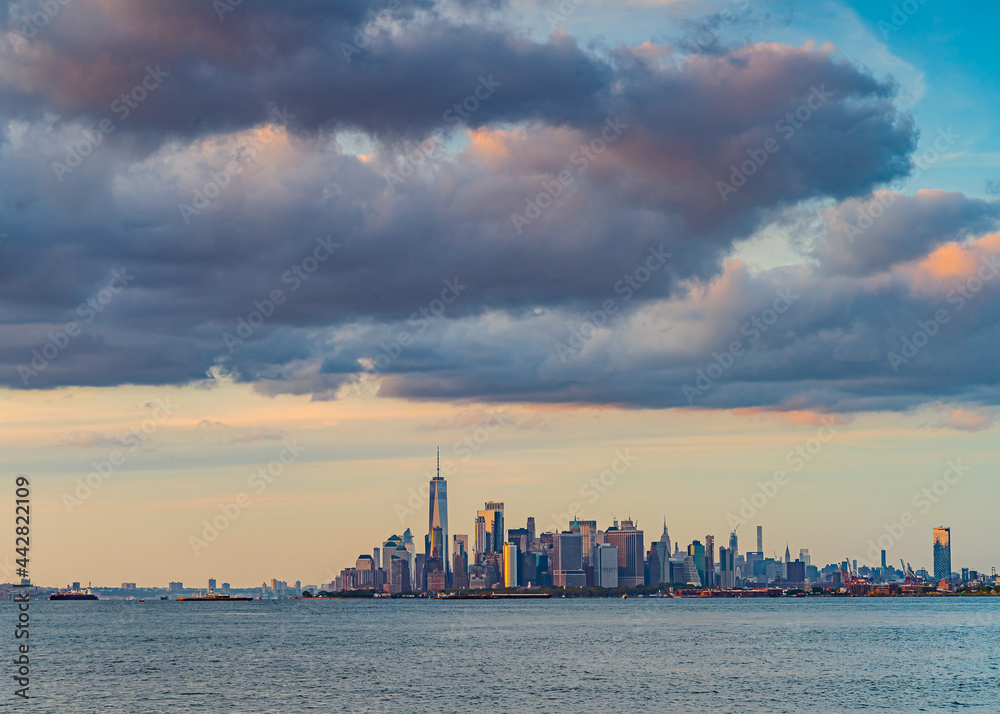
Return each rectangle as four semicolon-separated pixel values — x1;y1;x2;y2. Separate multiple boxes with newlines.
436;446;440;478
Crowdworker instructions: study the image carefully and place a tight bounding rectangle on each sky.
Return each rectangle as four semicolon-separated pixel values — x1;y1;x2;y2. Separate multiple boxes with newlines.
1;0;999;587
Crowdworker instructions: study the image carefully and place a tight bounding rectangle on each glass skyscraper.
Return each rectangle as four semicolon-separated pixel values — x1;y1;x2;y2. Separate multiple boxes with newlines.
933;526;951;582
688;540;706;586
428;449;449;579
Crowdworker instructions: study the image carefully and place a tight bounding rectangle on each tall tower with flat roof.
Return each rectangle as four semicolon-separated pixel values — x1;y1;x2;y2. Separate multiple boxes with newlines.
933;527;951;582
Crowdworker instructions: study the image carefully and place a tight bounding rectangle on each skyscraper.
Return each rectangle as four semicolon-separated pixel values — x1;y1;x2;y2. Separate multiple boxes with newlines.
646;541;665;585
552;532;586;588
452;534;469;589
688;540;705;586
570;518;598;563
475;513;489;558
430;526;444;561
933;526;952;582
402;528;416;586
680;554;701;586
705;535;715;588
605;520;644;588
646;521;670;585
453;534;469;560
594;544;619;588
389;560;410;594
486;502;504;552
428;448;449;580
729;530;738;558
507;528;531;553
718;546;735;588
503;542;519;588
786;560;806;588
659;520;672;559
756;525;763;553
383;534;411;589
355;555;375;571
477;504;504;557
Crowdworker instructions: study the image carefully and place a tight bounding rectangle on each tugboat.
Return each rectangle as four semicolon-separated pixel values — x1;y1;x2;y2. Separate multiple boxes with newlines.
50;589;98;601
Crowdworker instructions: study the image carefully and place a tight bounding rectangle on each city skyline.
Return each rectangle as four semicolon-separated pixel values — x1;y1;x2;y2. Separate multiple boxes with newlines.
27;515;976;594
324;459;988;595
2;0;999;708
12;400;996;586
0;0;998;589
30;451;979;592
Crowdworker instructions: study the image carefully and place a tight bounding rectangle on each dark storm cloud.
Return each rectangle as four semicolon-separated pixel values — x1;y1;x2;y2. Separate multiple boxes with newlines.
294;243;1000;413
1;0;992;414
0;0;609;140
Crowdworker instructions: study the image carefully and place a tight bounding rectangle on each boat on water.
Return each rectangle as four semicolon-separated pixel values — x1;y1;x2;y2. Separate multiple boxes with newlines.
50;590;98;601
176;591;252;602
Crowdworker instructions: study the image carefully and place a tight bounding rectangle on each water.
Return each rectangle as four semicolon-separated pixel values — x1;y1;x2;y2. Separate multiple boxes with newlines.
2;597;998;712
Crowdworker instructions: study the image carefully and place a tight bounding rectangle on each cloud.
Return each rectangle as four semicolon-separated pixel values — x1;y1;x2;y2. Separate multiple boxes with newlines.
227;427;284;443
417;407;516;431
0;37;915;389
815;190;1000;276
730;408;856;428
0;0;610;141
1;0;991;417
196;418;281;441
56;429;121;448
928;404;995;433
283;229;1000;413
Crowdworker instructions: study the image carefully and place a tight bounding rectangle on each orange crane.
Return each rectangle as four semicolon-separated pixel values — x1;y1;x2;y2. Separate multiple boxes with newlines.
839;558;865;586
838;563;857;587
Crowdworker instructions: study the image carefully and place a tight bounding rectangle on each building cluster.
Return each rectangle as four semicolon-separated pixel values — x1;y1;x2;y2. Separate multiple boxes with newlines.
150;579;311;598
329;460;995;595
17;522;991;598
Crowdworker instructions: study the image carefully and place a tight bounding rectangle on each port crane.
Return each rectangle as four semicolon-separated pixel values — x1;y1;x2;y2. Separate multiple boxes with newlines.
838;560;860;587
838;557;870;586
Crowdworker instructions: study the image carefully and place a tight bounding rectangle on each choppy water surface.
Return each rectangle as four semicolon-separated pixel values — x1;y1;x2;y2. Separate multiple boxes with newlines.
2;597;998;712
